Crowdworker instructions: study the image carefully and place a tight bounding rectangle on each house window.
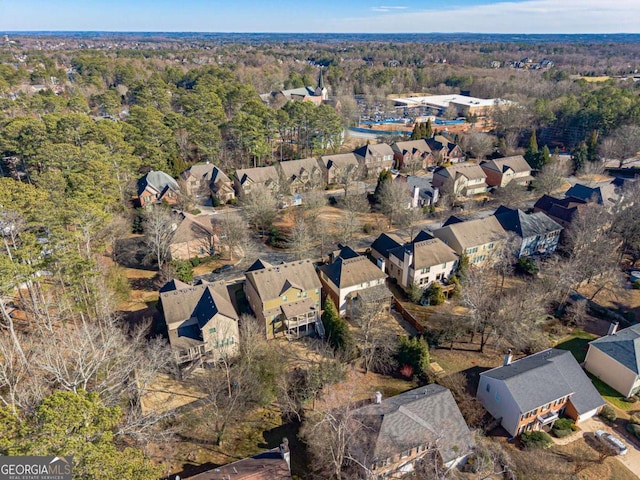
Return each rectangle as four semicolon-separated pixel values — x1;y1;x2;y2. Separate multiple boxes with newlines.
488;243;494;249
283;295;287;302
209;327;216;334
495;392;501;402
297;292;301;298
315;289;319;294
303;292;307;298
486;383;490;393
421;267;430;274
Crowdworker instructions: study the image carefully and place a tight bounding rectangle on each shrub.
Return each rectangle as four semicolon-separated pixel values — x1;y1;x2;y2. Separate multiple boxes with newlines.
227;198;237;205
321;298;357;361
521;431;553;449
169;259;194;283
190;208;201;215
396;336;430;380
212;196;221;207
553;418;575;431
627;423;640;440
425;282;445;306
190;257;201;267
407;283;423;304
516;257;539;276
600;405;617;425
552;428;573;438
362;224;372;234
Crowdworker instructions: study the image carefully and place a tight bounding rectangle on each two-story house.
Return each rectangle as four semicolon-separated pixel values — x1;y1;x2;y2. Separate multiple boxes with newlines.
391;139;435;170
278;157;324;194
159;279;240;367
395;175;440;207
432;216;506;266
353;143;395;178
349;385;474;477
234;165;280;197
386;231;458;290
533;194;589;229
180;163;235;204
425;135;465;164
169;212;220;261
493;206;563;257
477;349;605;437
480;155;534;188
585;323;640;398
318;245;390;317
319;152;360;186
136;170;180;208
244;259;323;340
432;164;488;196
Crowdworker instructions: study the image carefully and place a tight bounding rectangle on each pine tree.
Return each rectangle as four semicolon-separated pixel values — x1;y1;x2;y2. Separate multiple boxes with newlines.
321;298;356;359
524;129;540;168
374;169;393;204
410;122;421;140
572;142;588;173
541;145;551;166
424;119;433;138
587;130;599;162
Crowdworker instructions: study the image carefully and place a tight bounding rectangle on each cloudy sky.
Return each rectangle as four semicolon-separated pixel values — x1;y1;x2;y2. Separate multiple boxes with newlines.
1;0;639;33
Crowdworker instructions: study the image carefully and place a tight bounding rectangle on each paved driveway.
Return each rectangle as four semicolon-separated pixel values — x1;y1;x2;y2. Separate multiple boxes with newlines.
554;416;640;477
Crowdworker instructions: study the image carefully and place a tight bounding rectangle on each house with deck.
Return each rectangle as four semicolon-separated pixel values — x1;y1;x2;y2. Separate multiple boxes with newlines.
493;206;562;258
432;164;488;196
244;259;323;340
432;216;506;266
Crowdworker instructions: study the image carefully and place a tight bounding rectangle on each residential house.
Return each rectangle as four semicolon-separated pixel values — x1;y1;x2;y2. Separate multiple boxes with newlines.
432;216;506;266
395;174;440;207
136;170;180;208
565;181;621;208
493;206;563;257
234;165;280;197
159;279;240;366
184;443;291;480
349;385;474;477
370;232;405;273
387;232;459;290
391;139;435;170
425;135;465;164
353;143;395;178
480;155;533;188
180;164;235;204
318;245;390;317
244;259;323;340
533;195;588;229
169;212;219;261
432;164;488;196
585;323;640;398
277;157;324;193
477;349;605;437
319;152;360;186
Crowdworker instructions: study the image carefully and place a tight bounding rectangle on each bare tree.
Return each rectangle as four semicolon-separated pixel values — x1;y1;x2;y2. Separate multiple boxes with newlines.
378;180;411;229
608;125;640;167
534;159;568;195
239;185;278;237
289;214;313;260
218;211;250;261
461;132;496;160
143;206;176;269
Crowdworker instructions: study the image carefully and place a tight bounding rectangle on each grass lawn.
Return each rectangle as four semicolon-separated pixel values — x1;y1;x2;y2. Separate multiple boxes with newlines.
555;328;598;363
587;373;636;412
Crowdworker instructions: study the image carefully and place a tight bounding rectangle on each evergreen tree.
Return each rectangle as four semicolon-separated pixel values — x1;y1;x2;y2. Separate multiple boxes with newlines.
321;298;356;360
410;122;421;140
396;336;430;379
425;282;445;305
524;129;541;169
540;145;551;166
424;119;433;138
572;142;588;173
586;130;599;162
374;169;393;204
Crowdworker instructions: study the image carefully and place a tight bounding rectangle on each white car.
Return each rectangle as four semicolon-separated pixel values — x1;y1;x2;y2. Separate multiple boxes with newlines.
595;429;628;455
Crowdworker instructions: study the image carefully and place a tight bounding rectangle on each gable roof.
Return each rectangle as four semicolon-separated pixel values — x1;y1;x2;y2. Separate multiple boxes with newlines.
589;324;640;374
352;384;474;465
320;152;359;170
481;155;531;174
534;194;587;224
159;278;191;293
435;164;486;181
245;259;321;301
278;157;321;180
371;233;404;259
426;135;458;154
320;246;387;289
389;237;458;270
565;182;619;208
494;206;562;239
354;143;394;159
392;139;431;155
246;258;274;273
160;280;239;327
235;165;279;186
170;212;215;245
184;448;291;480
481;349;604;414
137;170;179;197
433;216;506;250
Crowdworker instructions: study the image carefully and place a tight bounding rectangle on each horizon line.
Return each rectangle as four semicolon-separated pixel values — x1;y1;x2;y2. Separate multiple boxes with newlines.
3;30;639;35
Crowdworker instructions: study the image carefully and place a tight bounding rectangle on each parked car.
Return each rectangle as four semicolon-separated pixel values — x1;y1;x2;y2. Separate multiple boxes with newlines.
595;430;628;455
213;264;233;274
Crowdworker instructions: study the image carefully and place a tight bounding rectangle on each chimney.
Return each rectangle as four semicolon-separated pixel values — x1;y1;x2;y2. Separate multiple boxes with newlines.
503;349;513;366
402;248;413;288
608;322;619;336
374;391;382;404
280;438;291;471
412;186;420;208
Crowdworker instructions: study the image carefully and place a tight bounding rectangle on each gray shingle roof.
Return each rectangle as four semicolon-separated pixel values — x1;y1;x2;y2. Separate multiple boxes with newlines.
389;238;458;270
137;170;179;197
482;349;604;414
481;155;530;174
371;233;403;260
235;165;279;186
320;246;386;289
589;324;640;374
245;259;321;302
352;384;474;464
278;157;321;181
320;152;359;170
565;182;619;208
494;206;562;239
433;216;506;250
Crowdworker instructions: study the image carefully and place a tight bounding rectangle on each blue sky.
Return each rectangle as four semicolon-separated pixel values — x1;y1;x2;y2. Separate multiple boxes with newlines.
1;0;638;33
